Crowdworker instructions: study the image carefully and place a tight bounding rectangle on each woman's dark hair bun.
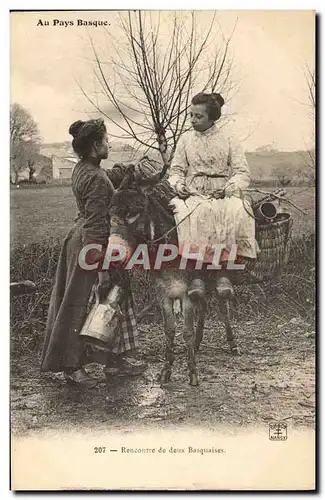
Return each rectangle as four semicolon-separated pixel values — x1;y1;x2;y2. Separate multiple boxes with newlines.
69;120;85;138
211;93;225;108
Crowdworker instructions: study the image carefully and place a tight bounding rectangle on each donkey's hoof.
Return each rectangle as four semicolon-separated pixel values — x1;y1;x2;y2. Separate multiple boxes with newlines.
231;346;241;356
188;279;206;302
216;277;235;300
189;373;199;386
195;344;200;351
160;369;171;384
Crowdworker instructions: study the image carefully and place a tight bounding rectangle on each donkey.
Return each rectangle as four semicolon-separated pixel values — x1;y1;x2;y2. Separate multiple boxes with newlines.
105;161;240;386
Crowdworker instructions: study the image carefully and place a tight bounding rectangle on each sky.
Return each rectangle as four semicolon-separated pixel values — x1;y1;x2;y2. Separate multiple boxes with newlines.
10;10;315;152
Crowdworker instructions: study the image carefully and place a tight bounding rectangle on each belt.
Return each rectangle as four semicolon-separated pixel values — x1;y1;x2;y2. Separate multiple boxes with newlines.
193;173;227;178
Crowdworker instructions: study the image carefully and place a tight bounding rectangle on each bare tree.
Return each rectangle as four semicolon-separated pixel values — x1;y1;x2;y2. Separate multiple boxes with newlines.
305;64;315;113
273;166;292;187
10;103;41;183
301;63;315;185
80;11;237;165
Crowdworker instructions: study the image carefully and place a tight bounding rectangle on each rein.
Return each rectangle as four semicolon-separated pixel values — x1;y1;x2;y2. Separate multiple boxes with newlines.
149;199;205;244
147;190;227;245
238;189;260;221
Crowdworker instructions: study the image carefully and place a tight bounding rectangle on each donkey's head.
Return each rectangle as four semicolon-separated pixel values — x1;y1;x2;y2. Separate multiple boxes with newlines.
107;160;170;262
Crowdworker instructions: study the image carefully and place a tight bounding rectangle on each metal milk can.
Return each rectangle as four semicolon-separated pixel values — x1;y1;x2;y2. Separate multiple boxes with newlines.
80;284;124;351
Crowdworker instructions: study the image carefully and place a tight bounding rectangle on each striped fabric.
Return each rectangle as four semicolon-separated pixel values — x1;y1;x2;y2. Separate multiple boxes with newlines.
111;294;139;354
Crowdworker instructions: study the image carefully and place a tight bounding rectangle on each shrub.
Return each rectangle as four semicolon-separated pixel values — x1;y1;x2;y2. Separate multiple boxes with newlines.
10;238;61;356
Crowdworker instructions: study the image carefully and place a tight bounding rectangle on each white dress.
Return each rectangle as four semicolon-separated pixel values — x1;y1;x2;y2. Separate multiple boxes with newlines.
168;123;259;263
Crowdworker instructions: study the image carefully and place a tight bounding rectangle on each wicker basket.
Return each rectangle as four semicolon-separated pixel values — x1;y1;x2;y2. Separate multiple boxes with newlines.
239;212;293;283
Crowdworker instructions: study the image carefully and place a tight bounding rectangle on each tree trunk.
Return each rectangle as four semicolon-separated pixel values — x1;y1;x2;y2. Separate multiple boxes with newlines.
157;132;172;170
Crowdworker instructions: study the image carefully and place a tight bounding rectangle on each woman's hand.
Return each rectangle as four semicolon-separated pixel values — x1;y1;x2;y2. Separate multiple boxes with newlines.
98;270;110;286
96;271;111;301
224;182;237;198
175;182;190;199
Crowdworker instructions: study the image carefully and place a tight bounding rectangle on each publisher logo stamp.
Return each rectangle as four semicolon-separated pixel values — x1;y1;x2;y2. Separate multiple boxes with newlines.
269;422;288;441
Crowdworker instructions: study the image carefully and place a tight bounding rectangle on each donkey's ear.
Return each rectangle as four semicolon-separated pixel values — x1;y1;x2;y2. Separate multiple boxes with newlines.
125;212;141;224
116;164;136;191
135;160;169;187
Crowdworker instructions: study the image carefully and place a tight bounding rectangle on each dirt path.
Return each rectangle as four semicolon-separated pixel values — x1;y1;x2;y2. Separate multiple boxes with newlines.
11;313;315;436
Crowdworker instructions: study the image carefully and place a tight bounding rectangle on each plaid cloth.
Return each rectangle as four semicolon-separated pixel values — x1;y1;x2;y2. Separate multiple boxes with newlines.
111;293;139;355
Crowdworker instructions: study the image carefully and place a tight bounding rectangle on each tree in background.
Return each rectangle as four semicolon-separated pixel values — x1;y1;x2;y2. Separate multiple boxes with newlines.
272;166;292;187
296;63;315;186
255;143;278;154
10;103;41;183
81;11;237;165
304;64;315;183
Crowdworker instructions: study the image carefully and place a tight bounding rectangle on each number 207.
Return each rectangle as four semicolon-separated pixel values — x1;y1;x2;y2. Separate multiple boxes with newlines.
94;446;106;453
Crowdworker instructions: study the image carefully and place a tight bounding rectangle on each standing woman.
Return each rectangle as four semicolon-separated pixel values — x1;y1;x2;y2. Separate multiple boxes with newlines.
41;118;146;387
168;92;258;270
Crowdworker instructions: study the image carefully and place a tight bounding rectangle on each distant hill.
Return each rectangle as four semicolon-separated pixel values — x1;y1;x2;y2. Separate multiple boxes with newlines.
246;150;311;183
40;141;313;184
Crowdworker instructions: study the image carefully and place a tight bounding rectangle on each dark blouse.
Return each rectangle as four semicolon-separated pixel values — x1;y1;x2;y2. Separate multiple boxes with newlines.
71;159;126;246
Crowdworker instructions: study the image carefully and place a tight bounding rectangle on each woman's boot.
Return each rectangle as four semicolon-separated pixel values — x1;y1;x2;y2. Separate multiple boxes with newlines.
64;367;99;388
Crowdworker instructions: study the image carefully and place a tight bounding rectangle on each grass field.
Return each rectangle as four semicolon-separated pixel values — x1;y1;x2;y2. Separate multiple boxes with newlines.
10;184;315;247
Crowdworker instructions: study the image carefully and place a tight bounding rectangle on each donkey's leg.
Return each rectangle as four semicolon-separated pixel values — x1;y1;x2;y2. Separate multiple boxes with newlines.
188;278;208;350
159;296;176;384
182;295;198;386
216;276;240;355
195;299;208;351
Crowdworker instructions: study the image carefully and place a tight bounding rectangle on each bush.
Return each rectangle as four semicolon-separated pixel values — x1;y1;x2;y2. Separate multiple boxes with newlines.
11;179;47;189
233;232;315;322
10;238;61;355
10;179;72;190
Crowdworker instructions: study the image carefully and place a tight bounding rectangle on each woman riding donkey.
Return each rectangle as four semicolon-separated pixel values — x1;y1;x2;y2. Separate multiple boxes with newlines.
168;92;259;298
41;118;147;388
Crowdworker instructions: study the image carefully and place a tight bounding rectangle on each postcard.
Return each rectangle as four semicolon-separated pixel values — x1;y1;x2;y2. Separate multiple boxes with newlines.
10;9;316;490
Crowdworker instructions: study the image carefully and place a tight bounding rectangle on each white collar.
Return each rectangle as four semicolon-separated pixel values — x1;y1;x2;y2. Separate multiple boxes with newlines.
194;122;218;137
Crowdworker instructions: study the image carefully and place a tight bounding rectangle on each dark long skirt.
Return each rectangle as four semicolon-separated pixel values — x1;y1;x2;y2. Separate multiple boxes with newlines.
41;219;97;373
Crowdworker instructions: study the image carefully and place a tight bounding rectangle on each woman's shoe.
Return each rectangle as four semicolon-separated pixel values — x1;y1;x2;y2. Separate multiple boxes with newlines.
64;367;99;388
104;357;148;378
